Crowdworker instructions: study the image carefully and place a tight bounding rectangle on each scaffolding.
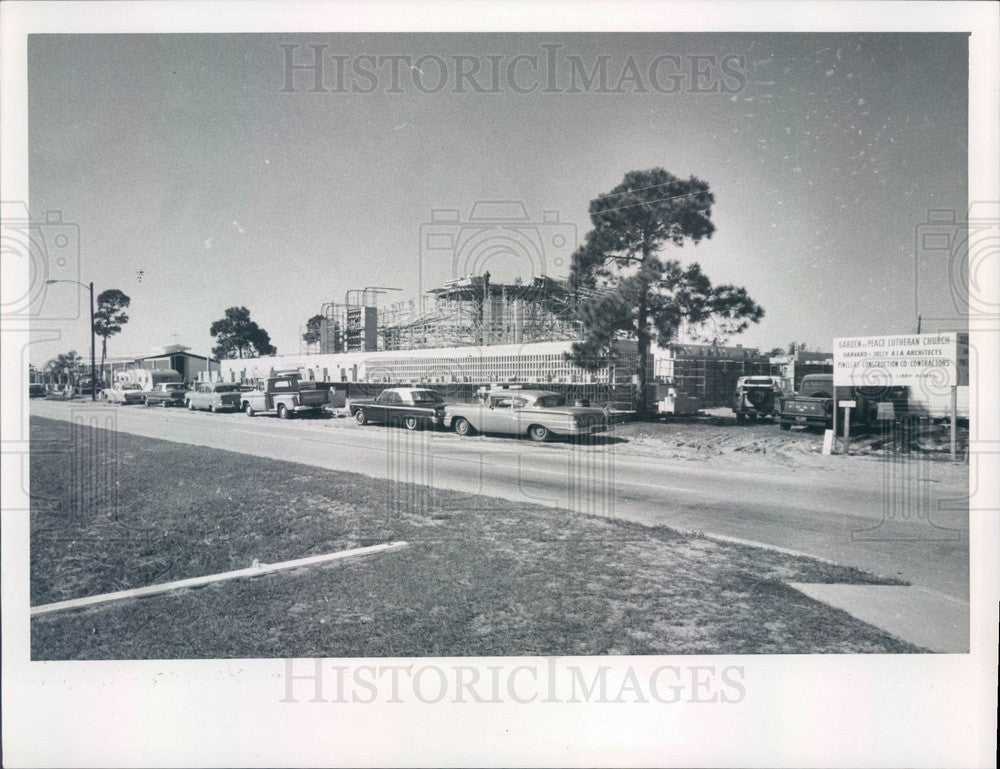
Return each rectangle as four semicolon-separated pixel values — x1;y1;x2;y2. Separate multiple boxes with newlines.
380;274;581;351
654;343;771;408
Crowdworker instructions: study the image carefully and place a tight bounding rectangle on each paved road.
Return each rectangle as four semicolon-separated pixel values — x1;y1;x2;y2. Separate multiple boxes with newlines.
30;399;970;601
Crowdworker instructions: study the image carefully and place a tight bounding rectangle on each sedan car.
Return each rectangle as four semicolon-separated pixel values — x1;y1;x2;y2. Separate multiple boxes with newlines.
144;382;187;407
185;382;243;412
351;387;447;430
445;387;609;441
101;382;146;405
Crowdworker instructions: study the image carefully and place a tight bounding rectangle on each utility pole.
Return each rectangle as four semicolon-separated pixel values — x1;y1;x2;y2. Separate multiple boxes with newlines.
89;281;96;400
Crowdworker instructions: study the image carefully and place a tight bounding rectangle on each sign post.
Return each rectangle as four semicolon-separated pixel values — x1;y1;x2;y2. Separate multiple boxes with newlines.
830;393;838;454
950;385;957;460
841;400;857;454
834;333;968;462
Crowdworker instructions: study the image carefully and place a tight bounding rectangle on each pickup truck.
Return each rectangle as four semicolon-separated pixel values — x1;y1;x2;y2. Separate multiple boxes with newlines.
240;375;327;418
351;387;448;430
777;374;894;432
445;386;609;442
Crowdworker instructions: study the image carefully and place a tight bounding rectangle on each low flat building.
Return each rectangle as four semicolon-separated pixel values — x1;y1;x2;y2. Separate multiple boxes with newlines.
217;339;645;409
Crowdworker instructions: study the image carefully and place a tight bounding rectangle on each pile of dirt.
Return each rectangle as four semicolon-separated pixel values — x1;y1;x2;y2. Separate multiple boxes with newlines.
609;412;969;468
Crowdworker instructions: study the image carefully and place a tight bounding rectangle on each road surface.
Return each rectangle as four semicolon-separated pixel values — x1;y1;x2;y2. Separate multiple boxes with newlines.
30;399;969;601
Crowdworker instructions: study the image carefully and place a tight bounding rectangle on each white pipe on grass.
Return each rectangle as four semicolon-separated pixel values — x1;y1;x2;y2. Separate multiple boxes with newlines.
31;541;408;617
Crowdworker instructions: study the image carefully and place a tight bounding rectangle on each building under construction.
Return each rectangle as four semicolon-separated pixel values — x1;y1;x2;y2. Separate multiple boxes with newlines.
262;274;834;411
308;274;581;355
382;273;580;350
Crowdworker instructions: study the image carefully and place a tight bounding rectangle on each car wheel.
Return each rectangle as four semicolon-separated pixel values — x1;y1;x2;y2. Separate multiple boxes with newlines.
528;424;550;442
735;412;746;424
278;404;289;419
209;404;216;413
453;417;474;436
404;416;419;431
779;421;791;431
355;410;368;426
244;403;255;417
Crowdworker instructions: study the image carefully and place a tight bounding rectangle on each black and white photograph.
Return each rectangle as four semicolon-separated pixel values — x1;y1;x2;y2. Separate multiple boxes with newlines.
2;2;997;767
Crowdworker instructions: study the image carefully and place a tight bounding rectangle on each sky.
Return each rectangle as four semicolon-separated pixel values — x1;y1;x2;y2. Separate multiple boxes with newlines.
26;33;968;364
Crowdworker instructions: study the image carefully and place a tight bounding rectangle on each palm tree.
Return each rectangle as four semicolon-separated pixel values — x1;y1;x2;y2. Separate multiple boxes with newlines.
44;351;82;387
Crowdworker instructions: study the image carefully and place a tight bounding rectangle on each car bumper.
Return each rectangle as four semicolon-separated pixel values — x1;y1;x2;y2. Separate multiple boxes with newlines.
780;414;830;426
291;404;324;413
555;423;610;435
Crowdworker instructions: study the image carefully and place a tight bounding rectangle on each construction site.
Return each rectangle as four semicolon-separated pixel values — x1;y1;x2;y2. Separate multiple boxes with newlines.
307;274;582;354
234;273;836;411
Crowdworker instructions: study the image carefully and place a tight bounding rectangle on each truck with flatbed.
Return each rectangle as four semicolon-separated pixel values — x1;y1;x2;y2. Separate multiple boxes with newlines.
240;374;327;418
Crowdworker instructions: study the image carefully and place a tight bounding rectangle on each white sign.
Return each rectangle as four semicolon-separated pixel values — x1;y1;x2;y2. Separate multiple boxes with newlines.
840;400;857;409
833;333;969;387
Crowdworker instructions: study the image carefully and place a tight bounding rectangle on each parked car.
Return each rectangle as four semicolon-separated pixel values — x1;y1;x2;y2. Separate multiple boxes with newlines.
185;382;243;412
144;382;187;407
29;383;47;398
240;375;327;418
351;387;448;430
733;375;792;423
445;386;609;441
101;382;146;405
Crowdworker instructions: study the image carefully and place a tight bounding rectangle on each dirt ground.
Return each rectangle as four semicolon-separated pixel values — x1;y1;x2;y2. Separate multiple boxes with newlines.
611;408;969;469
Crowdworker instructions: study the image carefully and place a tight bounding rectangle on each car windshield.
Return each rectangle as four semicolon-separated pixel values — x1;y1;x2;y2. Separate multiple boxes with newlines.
165;384;184;391
122;383;140;390
411;391;443;404
214;385;239;393
534;395;566;408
